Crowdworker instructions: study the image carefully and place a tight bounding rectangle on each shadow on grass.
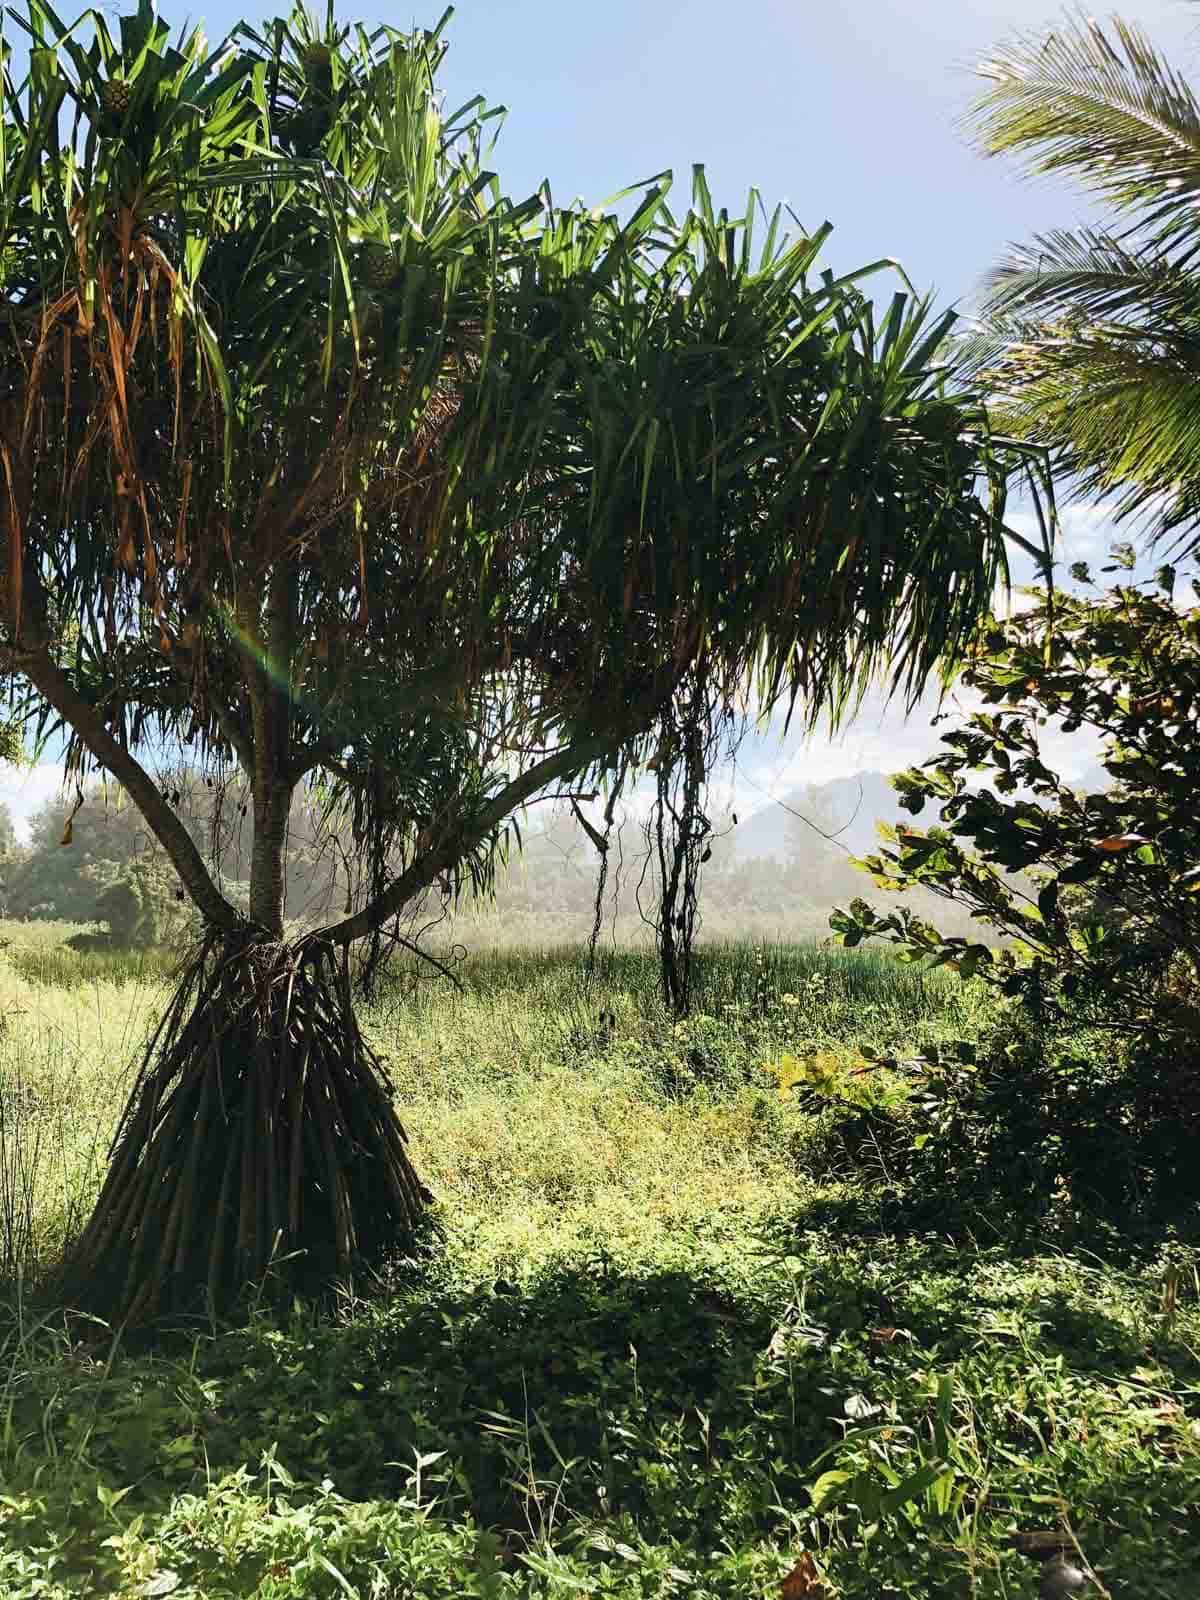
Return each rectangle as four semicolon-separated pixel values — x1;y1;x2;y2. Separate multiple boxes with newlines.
2;1204;1199;1597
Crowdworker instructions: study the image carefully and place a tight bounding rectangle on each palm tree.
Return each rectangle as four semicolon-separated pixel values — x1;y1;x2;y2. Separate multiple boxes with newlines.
964;10;1200;553
1;0;1050;1323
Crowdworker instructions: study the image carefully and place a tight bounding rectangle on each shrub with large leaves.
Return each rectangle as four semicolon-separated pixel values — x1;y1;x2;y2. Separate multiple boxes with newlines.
830;568;1200;1215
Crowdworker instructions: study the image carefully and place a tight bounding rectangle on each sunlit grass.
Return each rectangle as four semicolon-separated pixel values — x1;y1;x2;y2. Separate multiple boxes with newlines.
0;924;1196;1598
0;925;971;1284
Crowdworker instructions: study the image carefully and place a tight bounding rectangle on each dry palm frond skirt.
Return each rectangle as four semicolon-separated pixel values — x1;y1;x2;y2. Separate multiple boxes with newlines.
60;929;432;1325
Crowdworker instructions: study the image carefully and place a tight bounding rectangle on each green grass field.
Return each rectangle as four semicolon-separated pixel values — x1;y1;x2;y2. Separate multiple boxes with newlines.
0;927;1196;1598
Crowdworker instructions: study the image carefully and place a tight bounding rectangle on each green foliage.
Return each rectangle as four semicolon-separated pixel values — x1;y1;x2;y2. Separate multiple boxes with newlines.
831;572;1200;1218
965;11;1200;547
0;719;24;768
6;792;205;944
0;801;19;916
7;790;158;924
1;1226;1197;1596
0;936;1196;1595
897;1005;1195;1224
764;1048;913;1113
834;573;1200;1021
3;777;346;935
89;856;197;949
0;804;15;860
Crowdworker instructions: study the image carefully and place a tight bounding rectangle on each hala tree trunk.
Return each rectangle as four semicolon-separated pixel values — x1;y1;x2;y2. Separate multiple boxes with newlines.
61;929;431;1325
249;779;293;935
54;724;608;1326
59;744;432;1325
40;561;493;1326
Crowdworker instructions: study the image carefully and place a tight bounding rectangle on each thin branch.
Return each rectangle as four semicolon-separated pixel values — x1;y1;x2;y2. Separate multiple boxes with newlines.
16;646;241;931
381;930;465;992
732;762;861;853
319;734;614;945
570;796;609;854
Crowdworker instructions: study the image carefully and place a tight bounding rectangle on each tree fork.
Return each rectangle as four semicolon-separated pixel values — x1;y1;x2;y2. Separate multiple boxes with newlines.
320;733;620;946
17;646;240;932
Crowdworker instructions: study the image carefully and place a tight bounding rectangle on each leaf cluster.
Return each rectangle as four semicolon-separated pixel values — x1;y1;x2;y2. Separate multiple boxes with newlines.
831;570;1200;1059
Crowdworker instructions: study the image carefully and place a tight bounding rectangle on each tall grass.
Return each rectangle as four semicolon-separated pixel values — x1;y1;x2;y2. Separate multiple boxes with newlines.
0;920;182;990
0;927;171;1281
0;925;984;1285
0;1048;95;1285
372;938;970;1044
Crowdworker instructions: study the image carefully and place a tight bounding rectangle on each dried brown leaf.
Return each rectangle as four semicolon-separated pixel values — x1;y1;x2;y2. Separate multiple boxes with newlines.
780;1552;829;1599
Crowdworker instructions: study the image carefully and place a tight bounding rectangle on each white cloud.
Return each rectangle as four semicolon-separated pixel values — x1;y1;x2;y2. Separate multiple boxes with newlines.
1006;500;1125;568
561;658;1111;836
729;680;1103;821
0;762;68;839
1057;503;1121;561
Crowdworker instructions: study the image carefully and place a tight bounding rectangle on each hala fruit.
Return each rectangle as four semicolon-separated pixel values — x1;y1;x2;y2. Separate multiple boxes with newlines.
100;76;133;117
361;244;398;290
303;41;333;78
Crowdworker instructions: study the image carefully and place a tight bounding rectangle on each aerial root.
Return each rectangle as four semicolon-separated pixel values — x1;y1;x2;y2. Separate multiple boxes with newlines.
60;930;430;1325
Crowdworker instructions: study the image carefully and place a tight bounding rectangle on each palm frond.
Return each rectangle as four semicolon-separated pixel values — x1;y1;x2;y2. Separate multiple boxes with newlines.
983;329;1200;545
980;228;1200;327
969;13;1200;248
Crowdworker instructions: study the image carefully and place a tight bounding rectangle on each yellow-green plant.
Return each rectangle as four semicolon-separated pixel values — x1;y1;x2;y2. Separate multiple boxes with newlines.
764;1050;911;1112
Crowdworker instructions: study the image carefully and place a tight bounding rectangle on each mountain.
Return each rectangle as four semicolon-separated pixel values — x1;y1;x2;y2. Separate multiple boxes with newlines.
732;771;903;862
733;760;1113;863
445;761;1119;946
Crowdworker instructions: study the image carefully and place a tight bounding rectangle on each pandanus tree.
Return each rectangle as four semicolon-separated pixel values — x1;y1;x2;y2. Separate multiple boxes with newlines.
0;0;1049;1322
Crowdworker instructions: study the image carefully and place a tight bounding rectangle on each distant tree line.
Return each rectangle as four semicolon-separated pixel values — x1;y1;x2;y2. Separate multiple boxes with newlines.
0;774;345;947
0;773;990;951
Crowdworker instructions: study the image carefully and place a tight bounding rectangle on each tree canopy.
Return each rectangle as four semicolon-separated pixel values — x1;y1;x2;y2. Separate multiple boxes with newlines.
1;0;1047;950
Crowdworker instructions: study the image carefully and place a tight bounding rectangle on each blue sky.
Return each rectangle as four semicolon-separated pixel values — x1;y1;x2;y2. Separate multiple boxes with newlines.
430;0;1193;298
3;0;1197;830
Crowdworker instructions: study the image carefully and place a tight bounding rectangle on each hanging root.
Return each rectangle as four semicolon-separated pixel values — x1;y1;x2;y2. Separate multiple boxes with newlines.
59;930;431;1326
586;752;630;980
640;657;739;1017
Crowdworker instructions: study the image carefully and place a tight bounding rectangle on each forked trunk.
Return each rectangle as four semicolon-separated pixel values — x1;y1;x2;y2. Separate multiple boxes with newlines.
60;933;431;1325
52;666;609;1322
